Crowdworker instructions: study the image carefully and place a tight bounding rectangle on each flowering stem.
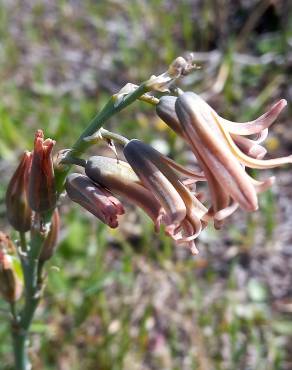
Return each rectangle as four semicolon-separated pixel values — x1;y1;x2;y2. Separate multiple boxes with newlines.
11;227;45;370
8;57;193;369
72;83;149;156
12;331;29;370
54;82;149;193
19;232;27;253
10;81;151;370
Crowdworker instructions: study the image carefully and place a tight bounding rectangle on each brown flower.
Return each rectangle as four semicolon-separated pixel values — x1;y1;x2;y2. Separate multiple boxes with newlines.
6;151;32;231
122;140;208;254
65;173;125;228
174;92;290;227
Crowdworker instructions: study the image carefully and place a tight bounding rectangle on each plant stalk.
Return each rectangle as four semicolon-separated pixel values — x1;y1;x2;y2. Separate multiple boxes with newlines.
54;82;149;193
11;81;150;370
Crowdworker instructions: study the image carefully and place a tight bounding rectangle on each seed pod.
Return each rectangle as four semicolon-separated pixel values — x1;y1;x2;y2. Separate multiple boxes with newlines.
39;209;60;262
65;173;124;228
6;151;32;232
29;130;57;213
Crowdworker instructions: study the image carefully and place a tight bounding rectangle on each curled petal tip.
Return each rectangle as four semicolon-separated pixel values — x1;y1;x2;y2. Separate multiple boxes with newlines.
278;99;287;108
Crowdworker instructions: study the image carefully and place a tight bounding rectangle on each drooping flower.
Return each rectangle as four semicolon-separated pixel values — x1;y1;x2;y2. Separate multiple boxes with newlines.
6;151;32;232
28;130;57;213
156;95;185;136
84;156;163;227
121;140;209;254
157;94;287;161
84;151;207;254
65;173;125;228
174;92;290;226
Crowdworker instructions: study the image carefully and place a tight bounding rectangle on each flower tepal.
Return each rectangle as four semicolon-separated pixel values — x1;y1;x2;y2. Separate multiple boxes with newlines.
174;92;290;227
123;139;209;254
65;173;124;228
6;151;32;232
28;130;57;213
85;156;163;228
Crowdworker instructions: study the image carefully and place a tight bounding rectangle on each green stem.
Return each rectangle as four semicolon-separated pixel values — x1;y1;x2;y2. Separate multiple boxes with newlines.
19;232;27;253
54;82;149;193
12;331;29;370
11;81;151;370
12;229;45;370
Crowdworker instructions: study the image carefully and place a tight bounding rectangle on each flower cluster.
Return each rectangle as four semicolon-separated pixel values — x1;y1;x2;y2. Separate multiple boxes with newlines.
5;130;60;265
66;92;290;254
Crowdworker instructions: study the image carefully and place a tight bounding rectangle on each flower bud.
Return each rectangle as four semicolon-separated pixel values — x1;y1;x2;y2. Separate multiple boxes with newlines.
39;209;60;262
0;233;23;303
85;156;162;227
156;96;184;136
28;130;57;213
6;151;32;232
65;173;124;228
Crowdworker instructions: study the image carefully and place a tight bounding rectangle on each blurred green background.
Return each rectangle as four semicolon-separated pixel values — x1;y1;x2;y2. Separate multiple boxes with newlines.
0;1;292;369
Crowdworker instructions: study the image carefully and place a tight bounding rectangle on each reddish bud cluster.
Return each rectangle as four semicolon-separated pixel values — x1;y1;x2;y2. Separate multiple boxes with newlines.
5;130;59;262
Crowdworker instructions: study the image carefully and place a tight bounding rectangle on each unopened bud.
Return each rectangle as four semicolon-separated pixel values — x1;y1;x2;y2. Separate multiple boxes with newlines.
156;96;183;136
39;209;60;262
29;130;57;213
0;233;23;303
6;151;32;232
65;173;124;228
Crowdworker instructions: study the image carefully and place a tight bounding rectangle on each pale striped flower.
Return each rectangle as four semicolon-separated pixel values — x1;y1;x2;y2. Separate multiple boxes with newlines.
122;139;208;254
174;92;290;227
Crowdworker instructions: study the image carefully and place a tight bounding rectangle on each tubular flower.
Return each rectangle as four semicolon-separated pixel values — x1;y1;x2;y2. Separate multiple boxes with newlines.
65;173;124;228
28;130;57;213
122;139;209;254
85;156;163;227
174;92;290;226
6;151;32;232
157;94;287;160
156;96;185;136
